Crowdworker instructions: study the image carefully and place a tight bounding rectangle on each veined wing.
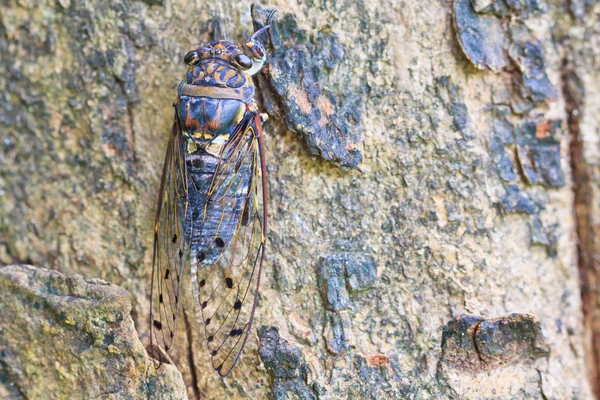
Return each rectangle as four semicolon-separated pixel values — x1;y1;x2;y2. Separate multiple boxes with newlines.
149;112;190;365
191;112;267;377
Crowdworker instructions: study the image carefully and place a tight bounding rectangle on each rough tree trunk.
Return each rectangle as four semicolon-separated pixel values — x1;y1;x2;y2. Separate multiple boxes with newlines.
1;0;599;399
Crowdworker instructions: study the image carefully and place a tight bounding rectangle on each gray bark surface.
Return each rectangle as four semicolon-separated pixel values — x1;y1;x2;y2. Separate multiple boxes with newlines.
1;0;599;399
0;265;187;399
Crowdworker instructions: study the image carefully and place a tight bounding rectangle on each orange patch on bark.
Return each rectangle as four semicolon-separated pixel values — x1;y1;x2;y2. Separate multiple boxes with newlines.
289;84;312;114
365;354;389;367
288;85;336;128
536;121;552;139
365;354;393;374
315;95;334;127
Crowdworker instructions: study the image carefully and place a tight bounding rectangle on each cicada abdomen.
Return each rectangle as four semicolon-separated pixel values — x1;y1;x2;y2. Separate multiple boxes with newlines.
150;12;276;377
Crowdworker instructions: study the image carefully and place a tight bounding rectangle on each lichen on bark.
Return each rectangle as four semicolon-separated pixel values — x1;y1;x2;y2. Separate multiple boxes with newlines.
0;265;186;399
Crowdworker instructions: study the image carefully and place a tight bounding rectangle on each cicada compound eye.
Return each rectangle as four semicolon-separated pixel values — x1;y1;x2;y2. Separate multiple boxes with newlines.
252;42;265;58
184;51;199;65
234;54;253;70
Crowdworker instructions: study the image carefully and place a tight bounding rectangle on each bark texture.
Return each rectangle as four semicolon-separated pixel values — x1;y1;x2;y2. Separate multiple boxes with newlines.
0;265;187;399
1;0;599;399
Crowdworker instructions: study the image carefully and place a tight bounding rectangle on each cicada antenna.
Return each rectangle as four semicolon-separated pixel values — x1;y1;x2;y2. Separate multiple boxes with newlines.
249;25;270;42
249;9;278;46
264;9;278;46
266;9;278;25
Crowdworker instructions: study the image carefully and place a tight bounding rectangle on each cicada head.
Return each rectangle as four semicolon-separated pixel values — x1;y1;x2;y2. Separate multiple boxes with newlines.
183;41;253;73
182;10;277;78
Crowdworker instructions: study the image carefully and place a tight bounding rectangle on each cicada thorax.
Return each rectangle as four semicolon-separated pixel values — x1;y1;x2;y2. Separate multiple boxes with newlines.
175;43;258;268
177;95;247;155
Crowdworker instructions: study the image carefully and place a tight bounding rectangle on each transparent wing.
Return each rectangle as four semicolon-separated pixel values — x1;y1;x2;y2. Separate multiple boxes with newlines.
149;113;190;365
191;113;267;377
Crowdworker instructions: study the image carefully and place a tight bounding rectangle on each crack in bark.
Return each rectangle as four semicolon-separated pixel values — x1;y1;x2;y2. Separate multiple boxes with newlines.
561;57;599;397
435;318;487;378
512;144;531;186
183;309;201;400
126;102;137;175
0;242;33;266
0;358;26;399
537;369;549;400
115;33;139;176
470;321;487;368
115;75;138;176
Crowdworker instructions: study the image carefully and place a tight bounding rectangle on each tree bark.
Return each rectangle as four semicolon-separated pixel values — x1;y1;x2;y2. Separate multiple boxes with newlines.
0;0;598;399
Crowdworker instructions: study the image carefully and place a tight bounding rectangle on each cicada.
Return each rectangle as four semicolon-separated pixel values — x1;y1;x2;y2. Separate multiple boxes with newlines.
149;11;275;377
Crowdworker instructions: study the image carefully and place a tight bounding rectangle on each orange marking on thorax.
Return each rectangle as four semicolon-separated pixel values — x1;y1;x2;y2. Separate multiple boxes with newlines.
184;101;201;132
222;69;237;84
200;98;208;132
185;101;193;128
207;100;223;130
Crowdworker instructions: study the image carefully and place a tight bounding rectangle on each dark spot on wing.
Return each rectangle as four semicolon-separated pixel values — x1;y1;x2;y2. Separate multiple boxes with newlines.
199;279;206;287
225;277;233;288
172;234;177;243
201;301;208;309
198;252;206;263
165;345;170;351
164;269;170;279
178;248;183;258
159;294;163;303
208;335;214;342
211;350;218;356
205;318;211;325
230;328;244;337
234;299;242;310
153;320;162;330
215;237;225;248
